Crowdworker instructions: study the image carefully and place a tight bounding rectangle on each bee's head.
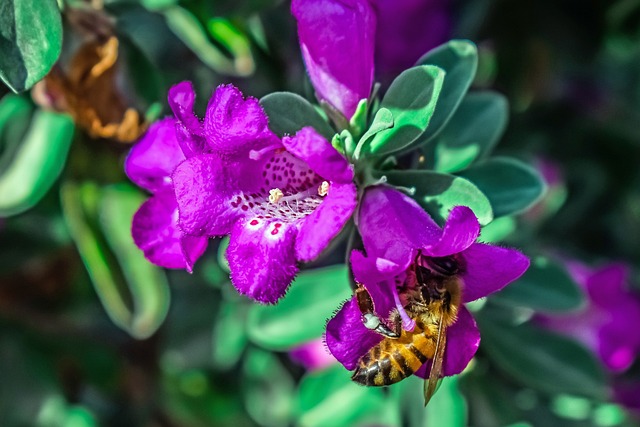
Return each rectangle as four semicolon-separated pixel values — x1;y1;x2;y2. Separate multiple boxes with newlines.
423;255;460;276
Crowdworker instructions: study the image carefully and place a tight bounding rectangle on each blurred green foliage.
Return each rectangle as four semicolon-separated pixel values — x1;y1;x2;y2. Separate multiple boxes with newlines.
1;0;640;426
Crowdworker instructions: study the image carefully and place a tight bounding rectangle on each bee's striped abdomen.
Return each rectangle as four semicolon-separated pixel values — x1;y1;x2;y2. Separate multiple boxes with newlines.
351;329;435;386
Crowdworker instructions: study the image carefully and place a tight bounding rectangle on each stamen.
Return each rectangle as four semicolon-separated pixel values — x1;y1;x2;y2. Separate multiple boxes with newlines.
268;186;320;212
317;181;330;197
268;188;284;204
391;285;416;331
249;143;282;160
393;185;416;196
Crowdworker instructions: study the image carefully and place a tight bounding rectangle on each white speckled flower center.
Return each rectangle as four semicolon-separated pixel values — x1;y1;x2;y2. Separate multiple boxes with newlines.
231;150;327;236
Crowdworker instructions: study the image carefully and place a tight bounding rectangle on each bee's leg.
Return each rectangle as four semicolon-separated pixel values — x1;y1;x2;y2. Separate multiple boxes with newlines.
388;309;403;337
355;283;400;338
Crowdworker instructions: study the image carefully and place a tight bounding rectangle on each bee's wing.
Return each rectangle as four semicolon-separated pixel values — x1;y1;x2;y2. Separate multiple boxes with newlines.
424;311;447;406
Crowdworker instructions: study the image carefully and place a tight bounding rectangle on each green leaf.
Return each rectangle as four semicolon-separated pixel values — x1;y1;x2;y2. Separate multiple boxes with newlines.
0;110;74;217
163;6;250;76
353;107;394;159
425;376;467;427
0;94;33;171
364;65;445;157
212;301;248;370
457;157;546;218
0;0;62;92
260;92;335;140
99;184;171;338
480;216;516;243
243;349;295;427
348;99;369;139
491;256;584;313
414;40;479;144
208;18;254;76
460;371;524;427
295;365;389;427
61;182;170;339
433;92;509;173
37;397;99;427
379;170;494;226
217;236;231;273
246;265;352;350
392;375;467;427
476;308;608;399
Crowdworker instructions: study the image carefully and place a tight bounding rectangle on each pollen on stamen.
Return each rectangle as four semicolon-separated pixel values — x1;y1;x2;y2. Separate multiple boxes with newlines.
269;188;284;204
318;181;330;197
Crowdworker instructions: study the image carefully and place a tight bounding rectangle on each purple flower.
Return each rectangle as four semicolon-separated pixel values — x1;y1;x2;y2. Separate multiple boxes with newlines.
169;82;357;303
537;261;640;374
374;0;450;81
290;339;337;371
325;185;529;379
291;0;451;120
125;118;208;271
291;0;376;119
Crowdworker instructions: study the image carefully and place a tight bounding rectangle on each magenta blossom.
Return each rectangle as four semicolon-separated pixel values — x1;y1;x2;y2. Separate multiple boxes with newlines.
168;82;357;303
291;0;450;120
290;339;337;371
325;186;529;378
291;0;376;119
125;119;208;271
537;261;640;374
374;0;450;80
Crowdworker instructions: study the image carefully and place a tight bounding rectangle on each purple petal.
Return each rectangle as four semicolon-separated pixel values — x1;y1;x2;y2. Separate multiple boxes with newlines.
535;310;600;356
598;322;637;373
204;84;279;155
563;259;592;292
422;206;480;257
351;250;403;285
586;263;629;306
598;295;640;372
461;243;530;303
172;155;246;236
358;186;441;268
226;219;299;304
350;250;402;322
132;191;208;271
325;297;384;370
415;305;480;378
168;81;200;135
125;119;185;193
290;339;337;371
374;0;450;79
291;0;376;119
295;182;357;261
168;81;207;157
282;127;354;183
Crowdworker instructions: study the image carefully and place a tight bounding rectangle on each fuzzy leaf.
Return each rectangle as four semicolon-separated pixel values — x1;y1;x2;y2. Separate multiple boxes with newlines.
364;65;445;157
491;256;584;313
246;265;352;350
379;169;494;226
414;40;478;145
477;307;608;399
433;92;509;173
0;0;62;92
261;91;335;140
61;182;170;339
457;157;546;218
0;110;74;217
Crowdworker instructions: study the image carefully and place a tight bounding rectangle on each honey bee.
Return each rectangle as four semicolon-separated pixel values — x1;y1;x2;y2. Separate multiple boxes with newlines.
351;252;462;405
